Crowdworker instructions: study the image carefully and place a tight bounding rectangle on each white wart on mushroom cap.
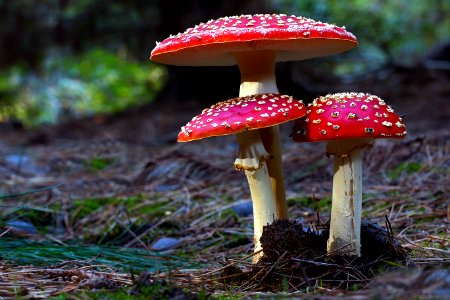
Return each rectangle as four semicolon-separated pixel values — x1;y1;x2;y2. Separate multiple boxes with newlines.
151;14;357;66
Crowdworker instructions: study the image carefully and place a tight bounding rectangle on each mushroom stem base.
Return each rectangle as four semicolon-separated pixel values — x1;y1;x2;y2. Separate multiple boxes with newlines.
327;148;362;257
245;165;277;262
235;130;277;262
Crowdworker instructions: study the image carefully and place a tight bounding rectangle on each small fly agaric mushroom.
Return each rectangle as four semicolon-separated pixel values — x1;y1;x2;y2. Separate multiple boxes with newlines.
178;93;306;261
151;14;357;221
292;92;407;257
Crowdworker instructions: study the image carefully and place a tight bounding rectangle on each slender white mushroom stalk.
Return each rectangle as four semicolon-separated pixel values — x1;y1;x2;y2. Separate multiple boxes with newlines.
234;50;288;220
326;138;373;256
235;129;276;262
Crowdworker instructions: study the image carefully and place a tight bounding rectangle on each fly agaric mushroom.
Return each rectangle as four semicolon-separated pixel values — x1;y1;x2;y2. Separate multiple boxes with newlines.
178;93;306;261
292;92;407;257
151;14;357;221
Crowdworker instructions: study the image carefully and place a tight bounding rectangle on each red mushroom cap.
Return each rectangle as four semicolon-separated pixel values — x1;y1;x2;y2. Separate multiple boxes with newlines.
292;92;407;142
151;14;357;66
178;94;306;142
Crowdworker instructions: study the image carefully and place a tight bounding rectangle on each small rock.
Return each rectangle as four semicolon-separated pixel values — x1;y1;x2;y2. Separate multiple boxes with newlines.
177;206;190;214
5;153;31;167
6;220;38;235
5;154;47;175
151;237;181;251
230;200;253;217
155;184;179;192
425;269;450;296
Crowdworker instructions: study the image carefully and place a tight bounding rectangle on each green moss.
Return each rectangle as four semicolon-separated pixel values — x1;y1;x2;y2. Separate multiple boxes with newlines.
362;201;391;217
362;193;377;202
71;197;113;221
280;276;289;293
212;294;243;300
387;162;422;180
49;276;210;299
417;207;426;214
85;157;114;171
414;216;440;225
225;234;249;249
135;201;170;217
287;196;310;207
316;196;332;210
386;190;401;197
288;196;331;210
70;195;154;221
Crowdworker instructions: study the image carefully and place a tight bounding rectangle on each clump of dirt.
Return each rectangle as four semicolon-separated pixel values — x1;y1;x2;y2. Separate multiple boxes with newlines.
259;219;328;262
242;219;408;292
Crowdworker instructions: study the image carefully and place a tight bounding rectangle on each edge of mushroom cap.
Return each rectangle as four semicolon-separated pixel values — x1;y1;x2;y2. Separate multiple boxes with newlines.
292;92;407;142
178;93;306;142
150;14;357;66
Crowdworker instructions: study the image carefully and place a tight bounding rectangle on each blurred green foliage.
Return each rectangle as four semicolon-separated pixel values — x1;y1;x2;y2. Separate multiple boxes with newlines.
0;49;166;127
276;0;450;74
1;0;448;126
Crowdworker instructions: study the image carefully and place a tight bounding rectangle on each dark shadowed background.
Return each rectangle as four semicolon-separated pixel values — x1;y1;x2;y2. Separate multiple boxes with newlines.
0;0;448;129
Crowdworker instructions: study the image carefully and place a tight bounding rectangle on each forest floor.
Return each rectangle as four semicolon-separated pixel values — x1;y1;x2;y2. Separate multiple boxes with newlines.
0;69;449;299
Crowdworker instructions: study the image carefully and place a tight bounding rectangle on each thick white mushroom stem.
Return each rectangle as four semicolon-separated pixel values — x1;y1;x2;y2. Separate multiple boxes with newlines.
235;50;288;220
235;130;276;262
326;138;373;257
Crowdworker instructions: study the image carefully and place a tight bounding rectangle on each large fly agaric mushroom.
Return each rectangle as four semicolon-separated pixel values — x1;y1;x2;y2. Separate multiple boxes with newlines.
292;92;407;256
151;14;357;221
178;93;306;261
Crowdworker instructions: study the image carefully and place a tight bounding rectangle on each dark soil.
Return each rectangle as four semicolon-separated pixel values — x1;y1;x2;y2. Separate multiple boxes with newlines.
235;219;408;292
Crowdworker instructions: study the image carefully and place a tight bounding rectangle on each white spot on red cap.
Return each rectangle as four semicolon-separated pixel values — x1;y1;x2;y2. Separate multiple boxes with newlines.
331;111;339;118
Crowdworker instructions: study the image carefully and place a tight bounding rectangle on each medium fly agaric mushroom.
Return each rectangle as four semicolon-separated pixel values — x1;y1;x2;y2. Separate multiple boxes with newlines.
178;93;306;261
292;92;407;257
151;14;357;221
